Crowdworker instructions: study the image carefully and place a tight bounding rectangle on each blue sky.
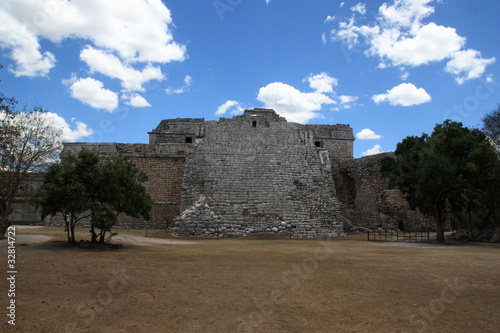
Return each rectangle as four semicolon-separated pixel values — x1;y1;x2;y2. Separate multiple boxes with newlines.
1;0;499;157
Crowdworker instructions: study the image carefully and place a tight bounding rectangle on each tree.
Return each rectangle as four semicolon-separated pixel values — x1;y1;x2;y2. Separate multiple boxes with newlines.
33;150;96;243
382;120;500;242
482;105;500;152
0;93;18;116
0;107;62;238
95;158;152;243
34;150;153;243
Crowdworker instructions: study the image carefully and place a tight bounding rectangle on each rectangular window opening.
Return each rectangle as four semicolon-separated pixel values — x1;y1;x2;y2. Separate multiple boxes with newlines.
314;141;322;148
252;121;257;128
185;137;193;143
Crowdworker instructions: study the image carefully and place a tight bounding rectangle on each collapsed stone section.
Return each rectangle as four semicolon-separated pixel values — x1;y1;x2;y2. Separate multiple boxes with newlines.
336;153;435;232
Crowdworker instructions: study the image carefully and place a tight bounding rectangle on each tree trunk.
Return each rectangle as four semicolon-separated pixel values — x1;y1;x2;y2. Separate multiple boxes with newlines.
99;230;106;244
69;215;76;243
1;217;11;239
90;212;98;244
434;205;446;242
1;222;8;239
0;202;13;239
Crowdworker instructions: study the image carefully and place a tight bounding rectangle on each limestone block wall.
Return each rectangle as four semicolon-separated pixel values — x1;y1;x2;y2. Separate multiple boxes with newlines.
8;173;44;225
17;110;441;238
120;156;185;228
171;119;344;238
43;110;355;235
304;125;354;155
51;143;187;229
149;118;205;144
336;153;435;232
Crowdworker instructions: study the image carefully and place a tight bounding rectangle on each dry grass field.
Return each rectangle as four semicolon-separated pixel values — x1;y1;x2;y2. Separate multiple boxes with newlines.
1;226;499;333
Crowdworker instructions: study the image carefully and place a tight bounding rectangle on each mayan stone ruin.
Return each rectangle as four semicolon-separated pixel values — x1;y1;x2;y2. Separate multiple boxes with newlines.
45;108;434;237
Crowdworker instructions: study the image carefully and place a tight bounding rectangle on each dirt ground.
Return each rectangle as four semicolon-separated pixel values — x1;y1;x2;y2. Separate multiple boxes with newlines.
1;226;499;333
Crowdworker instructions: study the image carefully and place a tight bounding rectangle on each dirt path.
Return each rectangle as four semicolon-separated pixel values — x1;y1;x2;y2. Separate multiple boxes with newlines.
1;227;499;333
12;226;196;246
111;234;197;246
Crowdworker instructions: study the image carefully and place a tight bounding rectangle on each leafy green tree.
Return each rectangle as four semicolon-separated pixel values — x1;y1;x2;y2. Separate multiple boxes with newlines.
33;151;96;242
92;202;117;244
93;158;152;243
382;120;500;242
34;150;153;243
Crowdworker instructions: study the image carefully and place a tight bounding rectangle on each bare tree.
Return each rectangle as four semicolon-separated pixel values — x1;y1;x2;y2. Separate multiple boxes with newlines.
482;105;500;152
0;108;62;237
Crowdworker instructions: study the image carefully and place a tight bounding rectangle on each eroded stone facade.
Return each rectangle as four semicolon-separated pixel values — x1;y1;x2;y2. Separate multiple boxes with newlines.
336;153;434;232
20;108;434;237
171;109;351;237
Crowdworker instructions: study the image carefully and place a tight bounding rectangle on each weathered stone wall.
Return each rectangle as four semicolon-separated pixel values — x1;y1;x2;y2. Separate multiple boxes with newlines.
173;146;343;238
336;153;435;232
119;156;185;229
148;118;205;144
171;112;345;238
10;109;440;238
54;143;187;229
56;111;355;236
9;173;44;225
304;124;354;167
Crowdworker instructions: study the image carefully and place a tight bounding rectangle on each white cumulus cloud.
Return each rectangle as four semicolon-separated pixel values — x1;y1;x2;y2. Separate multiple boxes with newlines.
215;100;244;116
0;110;93;144
257;82;335;123
351;3;367;15
356;129;382;140
3;0;185;63
122;93;151;108
373;82;431;106
324;16;336;24
304;72;338;93
329;0;495;83
445;49;496;85
41;113;94;142
339;95;358;104
39;112;94;142
68;77;119;112
368;22;465;67
0;9;56;77
0;0;186;109
362;144;383;156
80;46;165;92
166;75;193;95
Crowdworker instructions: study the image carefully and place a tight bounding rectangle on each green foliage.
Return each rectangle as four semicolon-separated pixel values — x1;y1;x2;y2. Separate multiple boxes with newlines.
34;150;153;243
92;202;116;243
382;120;500;241
99;158;152;221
